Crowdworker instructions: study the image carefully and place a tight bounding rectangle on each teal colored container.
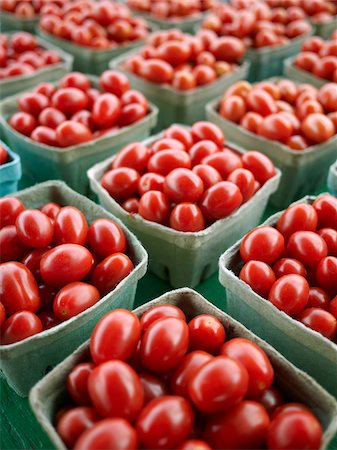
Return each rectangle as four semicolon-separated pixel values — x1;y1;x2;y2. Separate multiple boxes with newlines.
310;17;337;39
0;11;38;32
283;57;326;88
0;140;21;196
328;161;337;196
0;180;148;397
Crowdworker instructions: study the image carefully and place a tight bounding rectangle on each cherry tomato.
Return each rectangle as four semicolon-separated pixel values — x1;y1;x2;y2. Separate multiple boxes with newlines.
40;244;93;288
141;59;174;83
38;107;66;130
112;143;151;173
40;202;61;220
9;111;36;136
188;314;225;354
140;305;186;332
251;386;284;416
0;196;25;228
18;92;49;118
1;311;42;345
87;218;126;259
318;83;337;112
205;401;270;450
0;301;5;327
287;231;328;267
191;122;224;147
139;373;169;405
151;138;186;154
227;168;255;202
57;407;100;449
240;112;264;134
137;173;164;197
172;70;197;91
0;225;29;262
220;95;247;123
119;103;147;127
189;140;218;166
136;396;194;450
202;149;243;179
121;198;139;214
318;228;337;256
193;65;217;86
240;260;276;297
141;317;189;372
241;151;276;184
199;181;243;221
56;121;93;147
61;72;91;92
22;248;51;281
267;410;322;450
73;418;138;450
92;93;121;129
52;87;88;116
30;126;58;146
170;203;205;232
192;164;222;189
268;274;309;316
307;287;330;309
277;204;318;241
138;191;171;224
52;206;88;246
188;356;248;413
316;256;337;296
121;90;149;110
313;195;337;229
297;307;337;339
15;209;53;248
301;113;335;144
164;125;194;149
90;309;140;364
148;150;191;176
246;90;277;117
53;282;100;321
272;258;307;279
157;40;191;66
164;168;204;203
240;226;285;264
210;36;245;62
88;360;143;420
89;249;131;292
67;362;94;406
258;114;293;142
71;110;96;132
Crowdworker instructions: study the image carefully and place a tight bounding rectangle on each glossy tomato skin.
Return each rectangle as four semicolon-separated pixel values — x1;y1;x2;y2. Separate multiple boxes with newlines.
204;401;270;450
51;87;88;116
141;317;189;372
329;296;337;319
287;231;328;267
112;143;151;173
272;258;307;279
307;287;330;310
240;226;285;265
227;168;255;202
0;225;30;262
16;209;53;248
56;407;100;449
138;173;164;196
191;122;224;147
188;356;249;413
90;253;134;296
318;228;337;256
99;70;130;97
1;311;42;344
220;338;274;396
164;125;194;149
277;204;318;241
188;315;226;354
101;167;140;201
140;305;186;332
67;362;94;406
53;282;100;321
139;373;169;405
241;151;276;184
240;260;276;298
0;262;40;315
40;244;93;288
61;72;91;92
56;121;93;147
316;256;337;296
189;140;218;166
88;360;144;421
9;112;36;136
90;309;140;364
267;410;323;450
171;350;212;398
199;181;243;221
147;150;191;176
301;113;335;144
192;165;222;189
202;150;243;179
136;396;194;450
138;191;171;224
73;418;138;450
297;307;337;340
0;196;25;228
164;168;204;203
268;274;309;316
170;203;205;232
313;195;337;229
87;219;126;259
40;202;61;220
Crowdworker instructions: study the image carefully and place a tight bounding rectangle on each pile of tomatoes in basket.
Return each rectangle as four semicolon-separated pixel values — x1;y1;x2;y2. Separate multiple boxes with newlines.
294;32;337;82
100;122;277;232
39;0;150;49
127;0;214;20
55;305;323;450
0;31;62;80
0;196;135;344
239;195;337;341
263;0;337;23
202;0;312;49
0;0;62;18
123;29;245;90
218;79;337;149
8;70;151;147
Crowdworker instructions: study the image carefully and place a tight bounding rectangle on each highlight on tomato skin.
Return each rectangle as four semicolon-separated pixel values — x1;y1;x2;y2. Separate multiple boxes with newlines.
49;304;324;450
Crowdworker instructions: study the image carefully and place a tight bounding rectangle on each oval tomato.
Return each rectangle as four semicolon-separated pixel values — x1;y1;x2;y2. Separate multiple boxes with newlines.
53;282;100;321
1;311;42;344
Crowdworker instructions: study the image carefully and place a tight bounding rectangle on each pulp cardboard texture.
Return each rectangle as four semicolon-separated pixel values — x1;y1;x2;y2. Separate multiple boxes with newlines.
38;29;147;75
206;81;337;209
129;9;209;32
87;127;281;288
0;12;38;32
219;195;337;398
0;140;21;196
328;161;337;196
29;288;337;450
0;33;73;100
283;57;326;88
110;50;250;130
0;76;158;194
310;17;337;39
0;181;148;397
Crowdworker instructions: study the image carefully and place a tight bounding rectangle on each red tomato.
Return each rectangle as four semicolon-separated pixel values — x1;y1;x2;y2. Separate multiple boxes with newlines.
169;203;205;232
171;350;212;398
220;96;247;123
87;219;126;259
40;244;93;288
18;92;49;117
178;440;211;450
90;309;140;364
297;307;337;339
112;143;151;173
15;209;53;248
193;65;217;86
205;401;270;450
316;256;337;296
318;228;337;256
30;126;58;146
277;204;318;241
192;164;222;189
188;356;248;413
199;181;243;221
136;396;194;450
22;248;51;281
271;402;311;420
151;138;186;153
258;114;293;142
301;113;335;144
121;197;139;213
57;407;100;449
138;191;171;224
272;258;307;279
164;125;194;149
221;338;274;396
246;90;277;116
287;231;328;266
307;287;330;310
251;386;284;415
158;40;191;66
139;373;169;405
11;32;37;53
88;360;143;420
189;140;218;166
60;72;91;92
0;225;29;262
101;168;140;200
92;93;121;128
1;311;42;345
40;202;61;220
147;150;191;175
0;197;25;228
191;122;224;147
210;36;245;62
318;83;337;112
241;151;276;184
0;262;40;315
53;206;88;246
52;88;88;116
9;111;36;136
163;168;204;203
227;168;255;202
67;362;94;406
56;121;92;147
240;112;264;133
73;418;138;450
138;173;164;196
71;110;95;132
202;149;243;179
121;90;149;110
267;410;322;450
141;317;189;372
91;253;134;296
53;282;100;321
268;274;309;316
140;305;186;332
172;70;197;91
188;314;225;354
240;260;276;297
240;226;285;264
296;100;323;121
141;59;174;83
119;103;147;127
38;107;66;129
313;195;337;229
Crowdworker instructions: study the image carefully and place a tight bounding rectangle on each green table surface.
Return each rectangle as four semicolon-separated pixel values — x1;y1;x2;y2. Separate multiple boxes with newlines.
1;186;337;450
